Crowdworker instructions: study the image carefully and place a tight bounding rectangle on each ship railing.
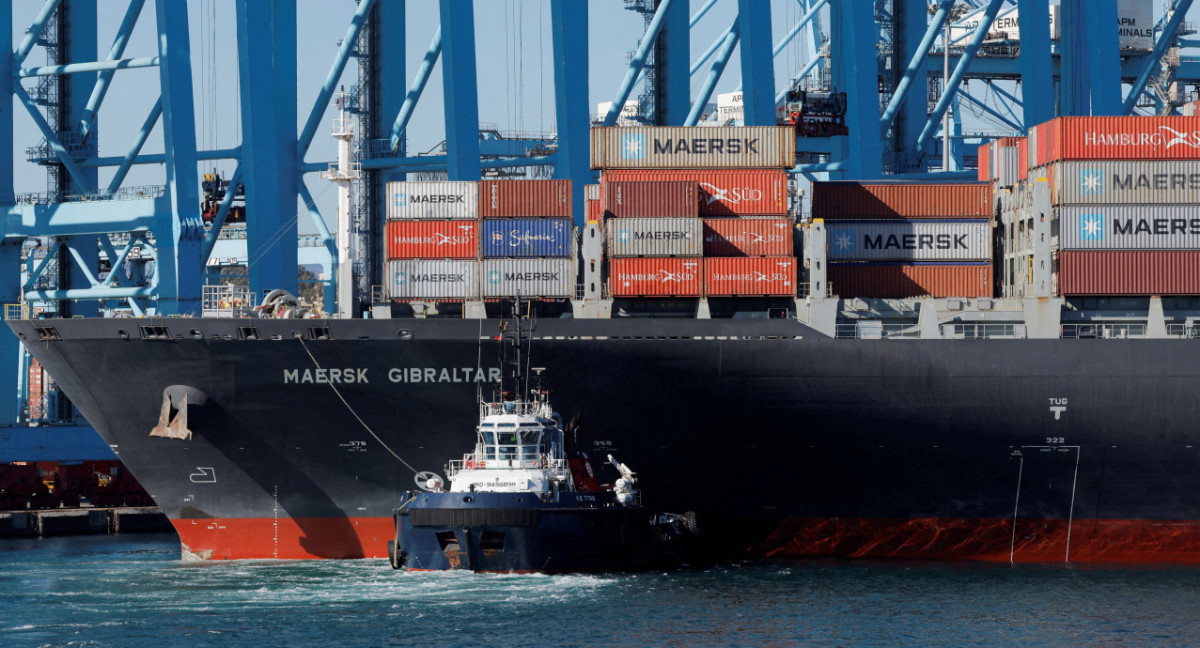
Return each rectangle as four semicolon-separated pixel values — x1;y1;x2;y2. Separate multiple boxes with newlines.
447;455;568;477
3;303;26;320
943;323;1019;339
1061;323;1146;339
797;282;834;299
370;284;386;303
479;400;553;418
201;285;256;318
1166;324;1200;339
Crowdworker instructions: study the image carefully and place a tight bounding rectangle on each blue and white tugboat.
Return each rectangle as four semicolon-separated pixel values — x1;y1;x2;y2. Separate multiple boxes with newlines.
388;311;696;573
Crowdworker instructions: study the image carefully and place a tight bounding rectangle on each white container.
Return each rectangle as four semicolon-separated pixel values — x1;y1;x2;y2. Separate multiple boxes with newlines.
606;218;703;258
480;258;574;299
590;126;796;170
1048;160;1200;206
1057;205;1200;250
385;181;479;220
386;260;478;300
826;220;992;262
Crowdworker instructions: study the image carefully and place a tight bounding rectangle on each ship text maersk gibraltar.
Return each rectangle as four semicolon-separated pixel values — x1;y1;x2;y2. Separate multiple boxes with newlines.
284;367;502;384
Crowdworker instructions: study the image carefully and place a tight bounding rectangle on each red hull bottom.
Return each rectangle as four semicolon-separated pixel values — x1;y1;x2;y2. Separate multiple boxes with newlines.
173;516;1200;563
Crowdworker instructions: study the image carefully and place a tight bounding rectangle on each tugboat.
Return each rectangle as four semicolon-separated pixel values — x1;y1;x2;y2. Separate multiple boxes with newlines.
387;306;696;573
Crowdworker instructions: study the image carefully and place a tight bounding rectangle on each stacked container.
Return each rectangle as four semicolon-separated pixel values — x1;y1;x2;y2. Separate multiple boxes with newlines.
1025;116;1200;296
592;126;799;298
478;179;575;300
814;182;994;299
384;180;480;300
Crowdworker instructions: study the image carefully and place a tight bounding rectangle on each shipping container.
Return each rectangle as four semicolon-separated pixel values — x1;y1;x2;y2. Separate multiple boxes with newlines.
590;126;796;169
585;184;601;201
585;198;602;224
385;181;478;220
977;141;992;183
480;219;572;258
1047;160;1200;205
608;257;703;297
480;258;574;298
828;262;993;298
825;219;992;261
603;181;699;218
385;220;478;259
702;217;794;256
996;138;1021;188
606;218;703;257
811;182;992;219
386;260;479;300
1028;116;1200;165
603;169;788;216
704;257;796;296
478;179;572;218
1058;205;1200;250
1058;250;1200;295
1018;137;1029;181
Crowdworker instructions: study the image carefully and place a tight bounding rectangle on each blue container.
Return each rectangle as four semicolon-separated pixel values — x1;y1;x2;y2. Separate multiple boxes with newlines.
480;218;572;258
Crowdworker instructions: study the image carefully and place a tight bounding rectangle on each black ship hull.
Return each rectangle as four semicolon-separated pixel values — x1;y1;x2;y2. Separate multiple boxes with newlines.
12;316;1200;563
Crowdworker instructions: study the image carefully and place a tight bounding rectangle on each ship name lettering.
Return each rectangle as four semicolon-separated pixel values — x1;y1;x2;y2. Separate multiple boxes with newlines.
863;233;967;250
1111;173;1200;192
388;367;502;384
284;368;369;384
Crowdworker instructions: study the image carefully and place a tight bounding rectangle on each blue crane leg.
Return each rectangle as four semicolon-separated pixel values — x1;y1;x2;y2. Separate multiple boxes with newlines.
551;0;592;227
440;0;481;181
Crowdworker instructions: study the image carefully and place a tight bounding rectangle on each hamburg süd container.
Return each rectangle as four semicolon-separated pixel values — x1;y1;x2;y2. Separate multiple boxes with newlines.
478;179;572;218
608;257;703;297
1058;250;1200;295
702;217;794;257
590;126;796;170
811;182;992;219
603;181;699;218
386;259;478;300
825;219;992;261
603;169;788;217
385;220;478;259
1047;160;1200;205
704;257;796;297
827;262;993;298
385;181;479;220
481;258;574;299
1057;205;1200;251
1029;116;1200;166
606;218;702;257
480;219;572;258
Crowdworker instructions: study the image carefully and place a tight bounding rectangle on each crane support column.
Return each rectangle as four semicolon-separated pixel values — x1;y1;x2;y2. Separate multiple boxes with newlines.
440;0;481;181
656;0;690;125
737;0;774;126
551;0;591;227
1018;0;1054;127
832;0;883;177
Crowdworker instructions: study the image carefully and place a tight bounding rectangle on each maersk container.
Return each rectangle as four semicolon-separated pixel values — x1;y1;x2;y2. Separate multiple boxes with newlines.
607;218;702;257
602;169;788;217
828;262;993;298
812;182;992;219
385;181;478;220
1058;250;1200;295
1030;116;1200;165
996;141;1020;188
704;257;796;297
480;219;572;258
825;220;992;262
386;260;478;300
604;181;698;218
478;179;572;218
1048;160;1200;205
1058;205;1200;251
480;258;574;298
385;220;478;259
608;257;703;297
590;126;796;170
702;218;793;256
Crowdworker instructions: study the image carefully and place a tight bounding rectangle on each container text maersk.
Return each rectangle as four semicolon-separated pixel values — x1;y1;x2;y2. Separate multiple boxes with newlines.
651;137;759;155
865;234;969;250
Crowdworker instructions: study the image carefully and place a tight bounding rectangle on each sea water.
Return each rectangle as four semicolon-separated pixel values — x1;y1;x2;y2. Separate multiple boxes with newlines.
3;533;1200;648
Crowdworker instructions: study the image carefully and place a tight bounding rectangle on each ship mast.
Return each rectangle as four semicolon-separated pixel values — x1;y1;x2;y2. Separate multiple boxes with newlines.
323;91;359;319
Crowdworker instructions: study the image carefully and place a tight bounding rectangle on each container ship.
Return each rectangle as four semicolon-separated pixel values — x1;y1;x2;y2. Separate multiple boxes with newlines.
12;121;1200;563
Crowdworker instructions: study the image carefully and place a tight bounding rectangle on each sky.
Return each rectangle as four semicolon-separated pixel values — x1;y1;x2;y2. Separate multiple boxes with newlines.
6;1;1196;235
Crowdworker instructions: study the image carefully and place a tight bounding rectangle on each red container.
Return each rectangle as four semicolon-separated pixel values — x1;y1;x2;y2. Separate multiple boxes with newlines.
705;257;796;296
702;218;793;256
1058;250;1200;296
1029;116;1200;165
603;181;698;218
385;220;478;259
1018;138;1029;180
812;182;991;219
478;179;572;218
828;263;992;298
977;142;991;182
602;169;788;216
585;198;602;224
608;257;702;297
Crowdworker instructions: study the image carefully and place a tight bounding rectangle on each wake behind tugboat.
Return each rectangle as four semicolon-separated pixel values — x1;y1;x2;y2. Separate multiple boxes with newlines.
389;303;696;573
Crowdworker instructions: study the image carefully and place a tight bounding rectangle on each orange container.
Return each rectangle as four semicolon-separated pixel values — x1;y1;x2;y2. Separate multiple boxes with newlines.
1029;116;1200;166
828;263;992;298
602;169;788;216
478;179;572;218
977;142;991;182
585;198;602;224
385;220;478;259
704;257;796;296
702;218;793;256
812;182;992;219
608;257;702;297
1058;250;1200;296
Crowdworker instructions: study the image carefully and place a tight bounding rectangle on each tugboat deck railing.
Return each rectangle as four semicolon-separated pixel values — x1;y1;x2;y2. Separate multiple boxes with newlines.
478;400;553;419
447;454;569;477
